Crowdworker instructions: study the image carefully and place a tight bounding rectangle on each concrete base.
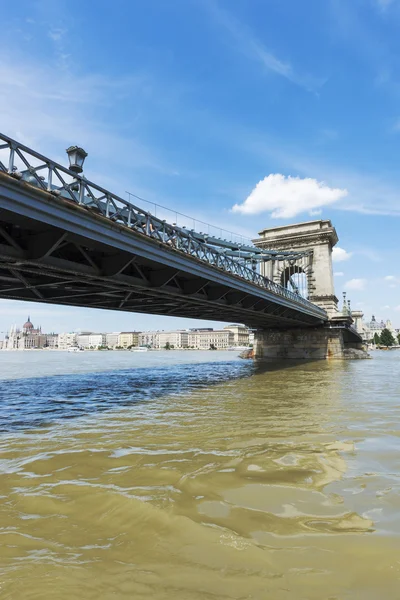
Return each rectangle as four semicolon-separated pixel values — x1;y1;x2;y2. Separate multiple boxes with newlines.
254;327;370;360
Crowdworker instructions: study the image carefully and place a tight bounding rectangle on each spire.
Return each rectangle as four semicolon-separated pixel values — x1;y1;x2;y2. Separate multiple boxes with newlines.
342;292;348;315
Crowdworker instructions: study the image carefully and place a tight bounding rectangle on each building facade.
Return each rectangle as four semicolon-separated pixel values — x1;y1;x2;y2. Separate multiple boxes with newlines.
76;333;107;349
138;331;159;348
157;331;188;349
58;332;77;350
188;329;234;349
1;318;53;350
106;332;120;348
223;325;250;346
118;332;140;349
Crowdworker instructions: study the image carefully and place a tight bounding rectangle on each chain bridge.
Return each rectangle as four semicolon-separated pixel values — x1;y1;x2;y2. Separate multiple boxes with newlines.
0;133;363;357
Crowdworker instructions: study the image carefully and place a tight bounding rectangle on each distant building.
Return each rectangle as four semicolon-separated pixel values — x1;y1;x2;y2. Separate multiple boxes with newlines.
75;333;91;348
106;332;120;348
157;331;188;349
58;332;77;350
352;314;397;342
118;332;140;348
188;329;234;349
1;317;51;350
42;334;58;349
77;333;107;349
223;324;250;346
138;331;159;348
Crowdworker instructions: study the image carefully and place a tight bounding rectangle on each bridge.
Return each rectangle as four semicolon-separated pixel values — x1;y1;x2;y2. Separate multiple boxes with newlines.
0;133;363;358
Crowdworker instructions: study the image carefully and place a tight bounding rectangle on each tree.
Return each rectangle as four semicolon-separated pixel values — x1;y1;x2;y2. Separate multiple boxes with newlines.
373;332;381;345
209;343;217;350
380;328;395;347
164;342;171;350
397;333;400;345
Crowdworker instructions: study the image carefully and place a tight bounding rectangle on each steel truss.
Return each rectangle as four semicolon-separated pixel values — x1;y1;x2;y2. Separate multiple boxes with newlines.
0;132;327;323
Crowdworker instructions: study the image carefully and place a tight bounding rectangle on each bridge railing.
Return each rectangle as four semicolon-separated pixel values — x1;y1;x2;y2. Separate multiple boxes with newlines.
0;132;327;318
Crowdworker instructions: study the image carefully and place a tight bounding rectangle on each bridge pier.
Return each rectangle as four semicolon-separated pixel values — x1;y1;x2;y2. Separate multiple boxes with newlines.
253;319;368;360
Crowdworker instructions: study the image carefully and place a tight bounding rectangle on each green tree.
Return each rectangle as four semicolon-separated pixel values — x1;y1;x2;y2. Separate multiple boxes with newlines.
164;342;171;350
373;332;381;345
397;333;400;345
380;328;395;347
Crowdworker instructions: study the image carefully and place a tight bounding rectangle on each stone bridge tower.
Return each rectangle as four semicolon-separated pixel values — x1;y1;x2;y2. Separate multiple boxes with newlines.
251;220;366;359
254;220;339;317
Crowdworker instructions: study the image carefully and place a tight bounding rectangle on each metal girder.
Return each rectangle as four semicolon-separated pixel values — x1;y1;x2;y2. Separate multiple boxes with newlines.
101;252;134;277
0;131;324;317
148;268;179;288
25;229;68;260
0;134;330;329
182;279;208;295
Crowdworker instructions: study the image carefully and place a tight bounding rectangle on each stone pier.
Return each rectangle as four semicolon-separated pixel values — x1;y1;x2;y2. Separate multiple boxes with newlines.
252;220;369;359
253;322;368;360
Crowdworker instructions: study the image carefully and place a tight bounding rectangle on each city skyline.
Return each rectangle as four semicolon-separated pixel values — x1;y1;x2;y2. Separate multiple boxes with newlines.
1;1;400;330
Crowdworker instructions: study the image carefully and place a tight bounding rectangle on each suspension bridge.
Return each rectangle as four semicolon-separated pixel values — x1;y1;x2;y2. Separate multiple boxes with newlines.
0;133;363;357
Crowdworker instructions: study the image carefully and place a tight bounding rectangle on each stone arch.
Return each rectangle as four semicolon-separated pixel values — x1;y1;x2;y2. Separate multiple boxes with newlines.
254;220;339;316
278;263;310;298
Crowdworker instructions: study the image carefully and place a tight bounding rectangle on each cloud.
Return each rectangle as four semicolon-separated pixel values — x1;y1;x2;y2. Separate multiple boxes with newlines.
395;305;400;312
205;2;325;92
344;278;367;291
332;247;352;262
384;275;397;281
232;174;348;219
334;271;344;276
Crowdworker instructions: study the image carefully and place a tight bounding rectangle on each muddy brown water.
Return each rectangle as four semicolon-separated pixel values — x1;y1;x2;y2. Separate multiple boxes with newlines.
0;350;399;599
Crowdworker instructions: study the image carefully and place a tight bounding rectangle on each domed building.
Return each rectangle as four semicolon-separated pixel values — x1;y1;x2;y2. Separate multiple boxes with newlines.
23;316;34;334
1;317;45;350
22;316;41;335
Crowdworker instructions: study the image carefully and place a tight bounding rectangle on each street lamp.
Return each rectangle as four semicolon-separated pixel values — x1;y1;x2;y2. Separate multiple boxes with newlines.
66;145;88;174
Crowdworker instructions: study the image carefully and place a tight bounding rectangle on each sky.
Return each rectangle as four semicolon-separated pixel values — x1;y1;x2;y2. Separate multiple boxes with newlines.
1;0;400;335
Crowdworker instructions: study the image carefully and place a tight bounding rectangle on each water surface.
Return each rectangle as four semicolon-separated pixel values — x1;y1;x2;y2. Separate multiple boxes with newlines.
0;350;399;599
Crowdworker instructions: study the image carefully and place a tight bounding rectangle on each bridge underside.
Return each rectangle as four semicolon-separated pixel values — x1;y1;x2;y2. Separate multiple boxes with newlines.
0;175;326;329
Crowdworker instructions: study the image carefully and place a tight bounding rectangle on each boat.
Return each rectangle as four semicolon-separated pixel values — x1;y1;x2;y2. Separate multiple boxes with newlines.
68;346;84;352
131;346;149;352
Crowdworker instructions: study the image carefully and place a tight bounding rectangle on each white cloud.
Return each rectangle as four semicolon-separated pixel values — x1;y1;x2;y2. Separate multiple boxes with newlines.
334;271;344;276
344;278;367;291
395;305;400;312
232;174;347;219
332;247;352;262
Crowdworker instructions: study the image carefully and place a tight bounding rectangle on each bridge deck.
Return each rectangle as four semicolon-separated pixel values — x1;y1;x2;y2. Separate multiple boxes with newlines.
0;169;327;329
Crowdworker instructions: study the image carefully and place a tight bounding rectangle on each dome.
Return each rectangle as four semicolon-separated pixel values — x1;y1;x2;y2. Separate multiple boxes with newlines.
23;316;34;330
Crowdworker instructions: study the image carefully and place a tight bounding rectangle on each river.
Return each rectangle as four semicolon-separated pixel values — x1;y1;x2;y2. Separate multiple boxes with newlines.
0;350;399;599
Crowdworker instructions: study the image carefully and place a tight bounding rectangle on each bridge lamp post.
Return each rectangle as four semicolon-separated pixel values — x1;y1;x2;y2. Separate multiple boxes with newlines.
66;146;88;200
66;146;88;175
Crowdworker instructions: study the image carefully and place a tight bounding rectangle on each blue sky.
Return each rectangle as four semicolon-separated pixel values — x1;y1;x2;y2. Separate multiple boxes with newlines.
1;0;400;334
